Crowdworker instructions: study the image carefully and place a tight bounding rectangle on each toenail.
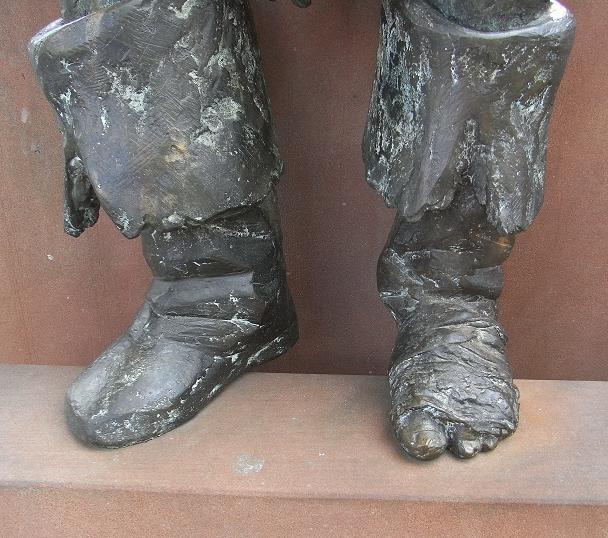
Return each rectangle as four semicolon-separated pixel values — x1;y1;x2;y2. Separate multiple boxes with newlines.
415;430;445;450
399;426;447;460
482;435;498;451
456;439;481;459
415;433;446;458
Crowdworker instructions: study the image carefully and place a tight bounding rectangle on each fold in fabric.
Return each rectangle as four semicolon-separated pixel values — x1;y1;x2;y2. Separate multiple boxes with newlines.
364;0;575;234
30;0;281;238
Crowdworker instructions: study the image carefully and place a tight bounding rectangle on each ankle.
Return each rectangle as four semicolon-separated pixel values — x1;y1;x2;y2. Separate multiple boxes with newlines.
141;205;281;280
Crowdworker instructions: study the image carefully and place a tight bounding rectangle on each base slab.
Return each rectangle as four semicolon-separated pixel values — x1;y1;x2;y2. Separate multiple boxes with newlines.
0;365;606;536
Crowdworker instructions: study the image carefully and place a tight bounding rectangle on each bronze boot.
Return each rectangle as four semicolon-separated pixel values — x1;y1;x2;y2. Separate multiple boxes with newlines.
66;197;297;447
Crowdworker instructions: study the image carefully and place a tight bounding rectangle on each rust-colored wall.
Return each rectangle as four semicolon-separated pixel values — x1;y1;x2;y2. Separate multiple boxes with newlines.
0;1;605;380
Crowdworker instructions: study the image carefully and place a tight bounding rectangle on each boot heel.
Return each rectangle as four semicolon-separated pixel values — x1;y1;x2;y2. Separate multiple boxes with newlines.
246;320;299;367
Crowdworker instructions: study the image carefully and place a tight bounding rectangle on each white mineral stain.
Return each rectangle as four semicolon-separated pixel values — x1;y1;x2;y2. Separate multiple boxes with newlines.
60;59;73;73
91;408;108;420
233;454;265;475
100;107;109;132
114;209;132;232
169;0;197;19
20;107;29;124
104;66;149;114
192;96;244;150
190;376;204;395
166;213;183;224
58;89;74;126
450;51;459;85
209;384;222;398
208;48;236;71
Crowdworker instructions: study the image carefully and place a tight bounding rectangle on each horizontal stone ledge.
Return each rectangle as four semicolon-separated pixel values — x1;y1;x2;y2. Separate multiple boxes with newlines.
0;364;606;537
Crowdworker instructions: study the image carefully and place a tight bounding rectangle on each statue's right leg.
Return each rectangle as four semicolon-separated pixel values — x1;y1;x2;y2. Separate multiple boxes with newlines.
67;193;297;448
30;0;298;447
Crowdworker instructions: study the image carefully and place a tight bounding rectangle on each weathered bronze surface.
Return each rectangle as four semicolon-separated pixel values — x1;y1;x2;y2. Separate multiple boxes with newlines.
29;0;575;458
30;0;301;447
364;0;575;459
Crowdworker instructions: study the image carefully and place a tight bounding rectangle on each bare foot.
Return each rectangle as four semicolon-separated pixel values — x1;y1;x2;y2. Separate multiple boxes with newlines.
390;297;519;460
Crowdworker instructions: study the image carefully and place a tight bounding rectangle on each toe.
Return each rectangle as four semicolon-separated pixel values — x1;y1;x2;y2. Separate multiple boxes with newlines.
397;410;448;461
481;434;499;452
450;427;483;459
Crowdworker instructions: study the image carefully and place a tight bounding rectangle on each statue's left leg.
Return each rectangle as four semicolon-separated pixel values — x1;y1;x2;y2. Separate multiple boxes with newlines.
364;0;576;459
379;184;518;459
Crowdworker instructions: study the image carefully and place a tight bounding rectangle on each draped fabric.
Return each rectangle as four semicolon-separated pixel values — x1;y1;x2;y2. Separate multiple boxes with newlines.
364;0;575;234
30;0;281;238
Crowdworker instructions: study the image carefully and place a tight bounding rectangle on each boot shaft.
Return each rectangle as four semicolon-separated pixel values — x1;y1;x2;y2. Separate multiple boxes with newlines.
379;185;514;324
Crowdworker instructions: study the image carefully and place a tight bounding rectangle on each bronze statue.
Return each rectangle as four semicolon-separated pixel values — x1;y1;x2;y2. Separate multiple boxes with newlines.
30;0;574;459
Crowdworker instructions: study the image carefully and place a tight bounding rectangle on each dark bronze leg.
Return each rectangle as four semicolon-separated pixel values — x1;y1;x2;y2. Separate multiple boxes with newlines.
66;196;297;447
380;186;517;459
30;0;297;447
364;0;575;459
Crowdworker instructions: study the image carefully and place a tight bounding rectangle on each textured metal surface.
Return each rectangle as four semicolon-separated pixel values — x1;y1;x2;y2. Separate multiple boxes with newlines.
1;1;606;382
65;199;298;447
0;366;607;536
28;0;579;456
380;187;520;459
30;0;300;447
428;0;550;31
364;0;574;459
32;0;283;238
364;0;575;234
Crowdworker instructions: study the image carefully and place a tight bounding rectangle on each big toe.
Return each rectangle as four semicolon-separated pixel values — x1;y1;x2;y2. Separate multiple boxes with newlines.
397;410;448;461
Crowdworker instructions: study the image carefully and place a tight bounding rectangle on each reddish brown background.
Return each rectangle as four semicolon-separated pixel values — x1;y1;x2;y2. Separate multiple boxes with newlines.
0;1;606;380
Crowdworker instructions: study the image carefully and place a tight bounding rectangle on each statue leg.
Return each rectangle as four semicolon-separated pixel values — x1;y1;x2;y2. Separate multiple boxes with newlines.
380;186;517;459
30;0;297;447
364;0;575;459
66;194;297;447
